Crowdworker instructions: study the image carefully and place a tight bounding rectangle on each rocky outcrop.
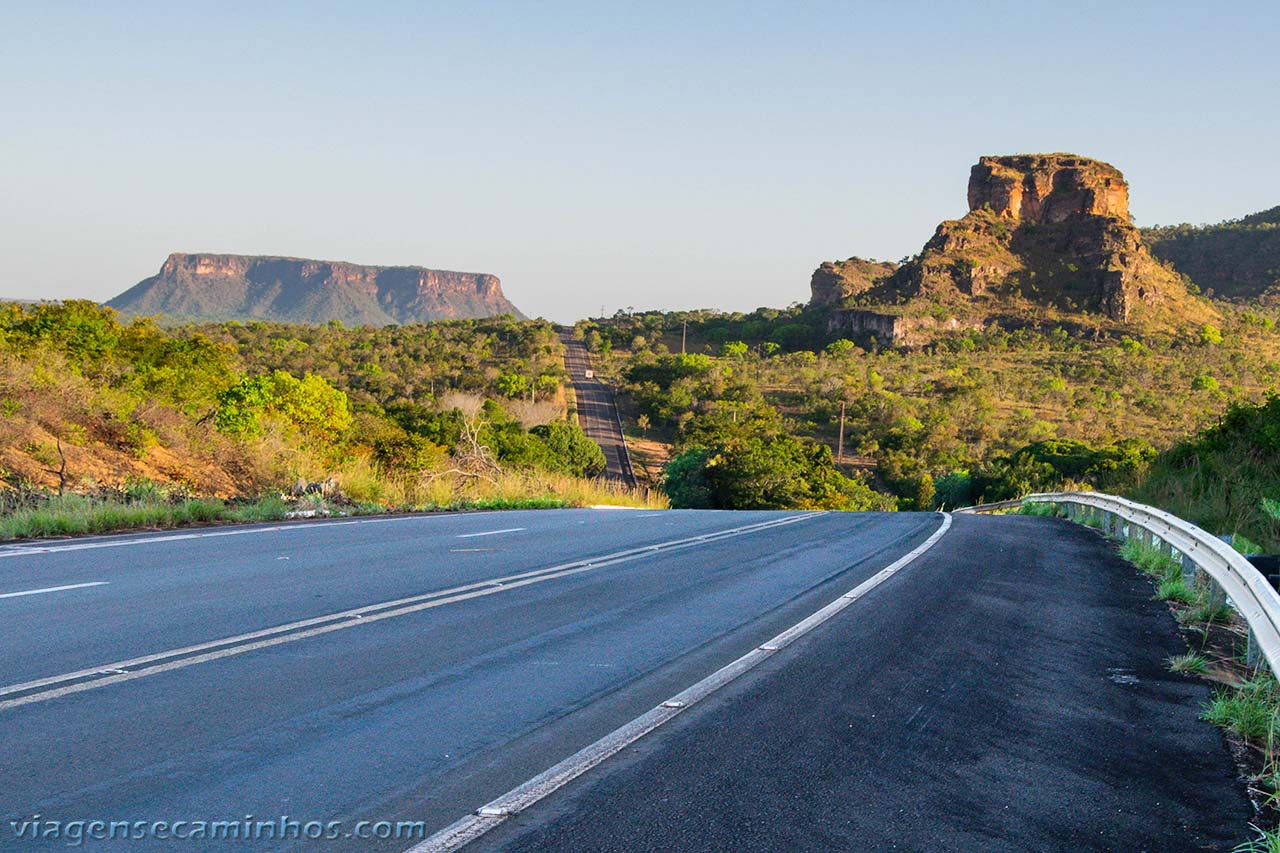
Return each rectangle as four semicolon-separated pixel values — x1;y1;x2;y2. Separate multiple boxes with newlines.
810;257;898;306
107;253;524;325
967;154;1129;222
826;310;982;346
810;153;1212;334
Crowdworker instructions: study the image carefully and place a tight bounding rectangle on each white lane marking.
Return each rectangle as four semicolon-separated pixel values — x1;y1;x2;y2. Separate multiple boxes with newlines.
0;515;446;559
0;509;634;560
409;513;954;853
0;582;108;600
0;513;819;711
456;528;526;539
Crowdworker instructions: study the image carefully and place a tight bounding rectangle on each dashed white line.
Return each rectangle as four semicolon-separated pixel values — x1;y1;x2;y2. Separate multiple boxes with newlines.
0;582;108;600
456;528;526;539
0;514;818;711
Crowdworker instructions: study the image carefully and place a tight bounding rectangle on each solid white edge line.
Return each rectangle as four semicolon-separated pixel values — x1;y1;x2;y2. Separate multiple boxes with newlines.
0;514;448;559
406;512;954;853
0;581;108;600
0;506;654;559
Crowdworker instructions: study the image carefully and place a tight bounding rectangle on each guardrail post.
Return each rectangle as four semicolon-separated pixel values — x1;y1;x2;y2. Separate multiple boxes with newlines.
1249;630;1263;669
1181;552;1196;582
1201;571;1227;611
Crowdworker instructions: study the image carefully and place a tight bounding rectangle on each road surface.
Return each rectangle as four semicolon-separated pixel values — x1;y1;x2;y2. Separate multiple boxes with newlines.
558;331;635;487
0;510;1248;850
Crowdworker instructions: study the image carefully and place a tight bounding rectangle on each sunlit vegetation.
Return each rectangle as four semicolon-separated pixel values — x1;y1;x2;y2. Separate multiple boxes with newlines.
0;301;661;538
576;303;1280;511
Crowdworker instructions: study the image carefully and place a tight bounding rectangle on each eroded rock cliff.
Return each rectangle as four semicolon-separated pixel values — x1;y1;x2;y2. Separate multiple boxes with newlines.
809;257;898;306
107;253;524;325
812;154;1213;337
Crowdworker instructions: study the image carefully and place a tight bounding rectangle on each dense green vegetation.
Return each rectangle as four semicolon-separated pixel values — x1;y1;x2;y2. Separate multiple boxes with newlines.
1131;394;1280;551
1146;207;1280;303
576;304;1280;511
7;294;1280;535
0;301;658;536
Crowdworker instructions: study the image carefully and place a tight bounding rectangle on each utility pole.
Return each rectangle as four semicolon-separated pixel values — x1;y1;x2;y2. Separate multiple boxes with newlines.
681;319;687;355
837;401;846;466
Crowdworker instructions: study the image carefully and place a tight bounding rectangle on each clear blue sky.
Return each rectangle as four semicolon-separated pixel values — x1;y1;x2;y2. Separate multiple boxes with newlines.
2;1;1277;322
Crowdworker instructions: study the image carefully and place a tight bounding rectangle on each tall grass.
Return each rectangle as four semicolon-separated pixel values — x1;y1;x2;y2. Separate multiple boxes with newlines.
0;463;667;541
333;454;667;512
0;493;265;540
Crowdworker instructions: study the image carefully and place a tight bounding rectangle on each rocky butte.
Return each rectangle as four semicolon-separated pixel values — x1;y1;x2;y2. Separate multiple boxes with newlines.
107;253;525;325
812;154;1213;343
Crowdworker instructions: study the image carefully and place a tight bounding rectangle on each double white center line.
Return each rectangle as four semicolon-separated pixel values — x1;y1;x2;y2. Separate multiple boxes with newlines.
0;513;818;712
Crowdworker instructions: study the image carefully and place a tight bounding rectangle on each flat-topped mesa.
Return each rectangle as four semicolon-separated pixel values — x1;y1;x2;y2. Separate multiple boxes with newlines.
108;253;524;325
968;154;1129;223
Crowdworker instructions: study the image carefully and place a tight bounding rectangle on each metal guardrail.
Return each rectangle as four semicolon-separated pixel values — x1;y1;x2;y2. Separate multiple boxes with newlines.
960;491;1280;675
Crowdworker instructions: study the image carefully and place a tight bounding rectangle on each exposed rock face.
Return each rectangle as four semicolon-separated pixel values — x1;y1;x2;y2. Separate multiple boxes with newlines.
809;257;898;306
107;253;524;325
968;154;1129;223
811;153;1211;337
826;310;982;347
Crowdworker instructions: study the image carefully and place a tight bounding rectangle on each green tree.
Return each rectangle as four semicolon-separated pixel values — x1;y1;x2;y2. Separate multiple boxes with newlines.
215;370;352;446
496;373;530;399
530;421;607;477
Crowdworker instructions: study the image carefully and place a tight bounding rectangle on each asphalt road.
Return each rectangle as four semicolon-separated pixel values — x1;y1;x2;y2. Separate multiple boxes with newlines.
479;513;1250;852
1;508;950;851
558;331;635;486
0;510;1249;851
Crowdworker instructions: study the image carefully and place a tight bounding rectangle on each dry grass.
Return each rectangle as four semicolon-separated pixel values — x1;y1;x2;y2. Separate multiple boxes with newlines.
334;452;666;511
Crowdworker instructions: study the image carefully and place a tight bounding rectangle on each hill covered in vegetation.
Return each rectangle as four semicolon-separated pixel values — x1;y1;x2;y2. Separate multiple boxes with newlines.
1129;394;1280;551
1144;207;1280;304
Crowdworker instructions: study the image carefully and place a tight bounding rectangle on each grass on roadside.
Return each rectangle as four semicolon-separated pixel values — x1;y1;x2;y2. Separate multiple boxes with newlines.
1167;652;1210;675
1235;824;1280;853
1101;504;1280;846
1204;676;1280;742
0;467;668;542
1016;502;1059;518
0;493;266;540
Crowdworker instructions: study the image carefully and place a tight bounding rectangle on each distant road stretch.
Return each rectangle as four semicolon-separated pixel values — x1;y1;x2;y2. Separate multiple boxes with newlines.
558;330;635;487
0;509;1247;850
